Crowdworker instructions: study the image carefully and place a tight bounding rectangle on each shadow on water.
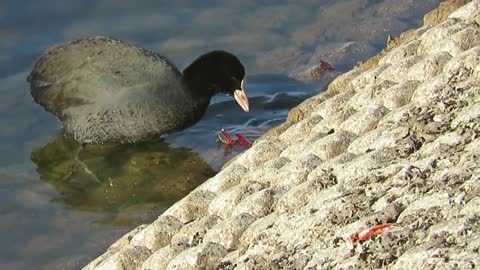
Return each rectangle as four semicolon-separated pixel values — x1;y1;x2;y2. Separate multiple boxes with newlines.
30;134;215;222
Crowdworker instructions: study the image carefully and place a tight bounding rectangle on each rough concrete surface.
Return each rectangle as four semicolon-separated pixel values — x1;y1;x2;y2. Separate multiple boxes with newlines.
83;1;480;269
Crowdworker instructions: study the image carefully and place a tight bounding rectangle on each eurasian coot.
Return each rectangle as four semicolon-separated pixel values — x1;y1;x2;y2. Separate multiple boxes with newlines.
27;36;249;144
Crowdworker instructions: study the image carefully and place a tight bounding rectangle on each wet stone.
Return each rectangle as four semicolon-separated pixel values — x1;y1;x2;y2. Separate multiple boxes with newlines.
141;245;179;270
443;47;480;80
327;66;367;94
129;215;183;252
433;26;480;56
315;91;356;121
208;181;266;219
166;242;227;270
240;157;290;185
377;81;419;110
271;154;322;189
448;0;480;23
278;115;323;145
238;213;279;246
424;0;471;26
197;164;248;193
232;140;284;169
108;224;148;252
170;215;221;252
339;103;389;136
231;188;278;218
407;52;452;81
417;20;471;56
162;191;216;223
347;126;410;155
378;55;422;83
350;63;391;91
309;107;356;135
203;213;256;250
347;80;397;111
410;75;450;107
89;246;151;270
379;40;421;65
308;130;357;161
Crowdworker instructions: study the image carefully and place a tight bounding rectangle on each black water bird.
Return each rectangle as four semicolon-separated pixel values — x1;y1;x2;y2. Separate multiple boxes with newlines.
28;36;249;144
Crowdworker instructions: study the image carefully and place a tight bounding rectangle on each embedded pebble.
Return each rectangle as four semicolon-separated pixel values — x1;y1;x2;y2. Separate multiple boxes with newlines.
170;215;221;252
129;216;183;252
166;242;227;270
203;213;256;250
208;181;266;219
89;246;151;270
161;191;216;223
141;245;179;270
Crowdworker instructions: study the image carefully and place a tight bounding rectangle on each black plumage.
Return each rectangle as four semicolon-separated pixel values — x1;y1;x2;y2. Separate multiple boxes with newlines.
28;36;249;143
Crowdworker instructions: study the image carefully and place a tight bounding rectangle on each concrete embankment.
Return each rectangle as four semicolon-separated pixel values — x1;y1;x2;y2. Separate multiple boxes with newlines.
84;1;480;269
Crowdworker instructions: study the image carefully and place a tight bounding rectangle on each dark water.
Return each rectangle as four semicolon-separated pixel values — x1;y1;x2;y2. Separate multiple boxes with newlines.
0;0;441;269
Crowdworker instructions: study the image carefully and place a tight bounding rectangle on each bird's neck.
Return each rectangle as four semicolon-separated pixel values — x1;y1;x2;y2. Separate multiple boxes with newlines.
176;73;213;128
181;75;215;99
181;55;222;99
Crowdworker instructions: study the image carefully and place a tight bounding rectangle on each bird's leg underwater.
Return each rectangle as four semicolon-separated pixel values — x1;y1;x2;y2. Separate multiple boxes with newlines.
72;143;101;184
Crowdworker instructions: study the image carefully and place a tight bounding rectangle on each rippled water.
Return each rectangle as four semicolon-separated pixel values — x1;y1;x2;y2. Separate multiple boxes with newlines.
0;0;440;269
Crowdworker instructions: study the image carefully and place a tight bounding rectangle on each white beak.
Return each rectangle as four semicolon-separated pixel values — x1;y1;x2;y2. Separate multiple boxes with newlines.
233;79;249;112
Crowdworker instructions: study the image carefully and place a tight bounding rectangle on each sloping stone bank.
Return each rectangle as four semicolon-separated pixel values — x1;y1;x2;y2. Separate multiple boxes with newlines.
84;1;480;269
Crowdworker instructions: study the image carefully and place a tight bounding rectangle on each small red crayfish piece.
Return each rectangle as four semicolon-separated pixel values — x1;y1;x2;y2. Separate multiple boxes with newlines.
218;128;235;145
218;129;252;148
319;60;335;71
302;60;336;79
235;133;252;147
346;223;394;252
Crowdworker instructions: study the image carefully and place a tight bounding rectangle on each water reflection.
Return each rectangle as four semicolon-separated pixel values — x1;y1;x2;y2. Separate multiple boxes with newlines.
31;135;215;216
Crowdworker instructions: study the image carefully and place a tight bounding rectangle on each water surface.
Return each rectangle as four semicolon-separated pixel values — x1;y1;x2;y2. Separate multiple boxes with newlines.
0;0;441;269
